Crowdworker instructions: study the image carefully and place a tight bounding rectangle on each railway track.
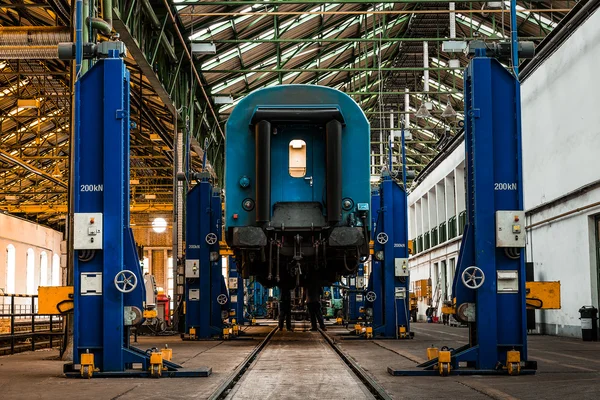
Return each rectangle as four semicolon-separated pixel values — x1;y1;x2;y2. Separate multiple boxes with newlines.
209;323;392;400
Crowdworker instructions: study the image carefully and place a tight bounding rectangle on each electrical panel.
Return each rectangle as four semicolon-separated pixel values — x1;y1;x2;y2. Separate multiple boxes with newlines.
356;276;365;289
395;287;407;300
74;213;103;250
230;294;238;303
356;294;363;302
496;211;526;248
394;258;409;277
185;259;200;278
80;272;102;296
228;278;238;290
497;270;519;293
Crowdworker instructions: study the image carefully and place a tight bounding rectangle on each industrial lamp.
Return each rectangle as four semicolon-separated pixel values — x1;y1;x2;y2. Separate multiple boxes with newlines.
442;100;457;118
152;217;167;233
415;102;431;119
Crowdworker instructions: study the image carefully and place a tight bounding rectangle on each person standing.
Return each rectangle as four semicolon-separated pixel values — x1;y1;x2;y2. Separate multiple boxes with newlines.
278;289;293;331
306;280;326;331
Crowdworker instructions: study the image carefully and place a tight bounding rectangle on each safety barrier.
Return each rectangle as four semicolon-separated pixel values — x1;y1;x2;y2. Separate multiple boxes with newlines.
0;294;64;355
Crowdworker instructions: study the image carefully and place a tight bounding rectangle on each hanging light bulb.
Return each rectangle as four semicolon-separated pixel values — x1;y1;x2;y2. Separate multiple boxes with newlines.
416;102;431;119
442;99;457;118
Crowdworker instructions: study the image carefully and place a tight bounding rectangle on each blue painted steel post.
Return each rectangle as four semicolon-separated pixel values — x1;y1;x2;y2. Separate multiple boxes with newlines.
371;177;410;338
185;177;224;338
451;50;528;370
73;51;148;372
228;256;245;324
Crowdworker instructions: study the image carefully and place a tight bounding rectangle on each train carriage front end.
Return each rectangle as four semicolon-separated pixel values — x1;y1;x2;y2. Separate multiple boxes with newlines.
225;85;370;288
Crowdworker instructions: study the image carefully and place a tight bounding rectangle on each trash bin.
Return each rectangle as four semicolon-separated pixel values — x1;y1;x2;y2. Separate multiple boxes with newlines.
578;306;598;341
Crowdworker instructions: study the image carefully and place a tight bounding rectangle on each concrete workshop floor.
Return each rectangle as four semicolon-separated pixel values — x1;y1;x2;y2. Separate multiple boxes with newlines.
0;322;599;399
333;322;600;400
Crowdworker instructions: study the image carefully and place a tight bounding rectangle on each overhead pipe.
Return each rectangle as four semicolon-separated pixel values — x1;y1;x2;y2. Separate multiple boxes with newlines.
404;88;410;130
0;46;59;59
85;0;113;36
449;2;456;39
88;17;112;35
423;41;429;93
0;27;70;59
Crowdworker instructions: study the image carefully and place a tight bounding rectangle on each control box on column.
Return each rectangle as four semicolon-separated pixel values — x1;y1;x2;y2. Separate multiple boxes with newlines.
495;211;526;247
74;213;103;250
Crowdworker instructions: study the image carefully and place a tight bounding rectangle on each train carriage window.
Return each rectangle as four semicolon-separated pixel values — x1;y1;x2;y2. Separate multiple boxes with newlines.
289;140;307;178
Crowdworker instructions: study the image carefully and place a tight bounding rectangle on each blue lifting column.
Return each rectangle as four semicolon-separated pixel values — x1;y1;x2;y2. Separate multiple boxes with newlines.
72;50;147;372
69;48;210;378
228;256;245;325
185;175;226;339
371;176;410;338
450;49;529;371
348;264;365;322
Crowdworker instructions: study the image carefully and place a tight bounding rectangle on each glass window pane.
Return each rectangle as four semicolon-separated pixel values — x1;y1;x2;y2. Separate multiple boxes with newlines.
289;140;307;178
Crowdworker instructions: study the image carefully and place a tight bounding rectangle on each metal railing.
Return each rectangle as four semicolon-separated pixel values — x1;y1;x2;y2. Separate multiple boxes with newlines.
0;294;64;355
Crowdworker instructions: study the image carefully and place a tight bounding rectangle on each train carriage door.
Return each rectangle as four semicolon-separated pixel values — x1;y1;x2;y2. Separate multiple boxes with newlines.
271;129;317;203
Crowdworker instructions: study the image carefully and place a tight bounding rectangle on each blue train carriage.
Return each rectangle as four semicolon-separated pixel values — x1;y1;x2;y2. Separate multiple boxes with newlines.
225;85;371;290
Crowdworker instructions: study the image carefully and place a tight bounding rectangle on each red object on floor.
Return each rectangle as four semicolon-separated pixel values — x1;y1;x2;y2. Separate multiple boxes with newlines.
157;292;171;326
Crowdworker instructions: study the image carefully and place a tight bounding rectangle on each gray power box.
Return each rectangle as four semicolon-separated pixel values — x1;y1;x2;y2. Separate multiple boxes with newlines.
74;213;103;250
394;258;409;277
495;211;526;248
185;259;200;278
228;277;238;290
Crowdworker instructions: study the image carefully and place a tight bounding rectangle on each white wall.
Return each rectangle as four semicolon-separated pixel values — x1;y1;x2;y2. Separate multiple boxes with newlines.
408;143;465;320
522;11;600;210
0;213;64;311
406;7;600;336
521;7;600;337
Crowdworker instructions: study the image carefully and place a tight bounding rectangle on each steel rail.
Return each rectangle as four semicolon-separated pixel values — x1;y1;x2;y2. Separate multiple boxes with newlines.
208;326;279;400
319;328;393;400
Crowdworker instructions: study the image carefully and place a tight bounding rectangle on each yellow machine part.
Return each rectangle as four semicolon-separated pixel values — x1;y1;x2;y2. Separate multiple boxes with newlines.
369;240;374;255
223;327;232;339
506;350;521;376
336;317;343;325
149;352;163;378
526;281;561;309
365;326;373;339
161;348;173;361
442;299;456;315
438;350;452;376
427;347;439;361
143;309;158;318
399;325;407;338
80;353;95;379
219;241;233;256
408;240;414;255
38;286;74;315
438;350;451;364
